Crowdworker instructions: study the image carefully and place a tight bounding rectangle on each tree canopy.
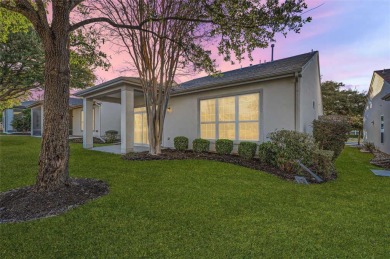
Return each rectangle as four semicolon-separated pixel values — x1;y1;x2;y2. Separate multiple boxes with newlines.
0;27;110;106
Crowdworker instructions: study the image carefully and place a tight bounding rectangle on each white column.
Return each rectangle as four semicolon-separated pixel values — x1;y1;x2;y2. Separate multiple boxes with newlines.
40;105;44;136
83;98;94;149
121;88;134;154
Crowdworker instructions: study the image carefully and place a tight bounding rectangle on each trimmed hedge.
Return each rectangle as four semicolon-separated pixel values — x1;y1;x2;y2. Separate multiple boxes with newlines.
192;138;210;153
238;142;257;159
174;136;188;151
105;130;119;143
216;139;234;155
313;116;351;160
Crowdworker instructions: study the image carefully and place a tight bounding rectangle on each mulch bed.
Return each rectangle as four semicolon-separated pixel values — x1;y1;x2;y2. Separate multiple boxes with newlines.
122;149;333;183
370;151;390;169
69;137;105;144
0;178;109;224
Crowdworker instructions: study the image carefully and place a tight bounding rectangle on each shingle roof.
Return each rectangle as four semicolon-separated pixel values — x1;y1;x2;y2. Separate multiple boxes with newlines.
173;51;318;94
27;97;83;108
375;69;390;84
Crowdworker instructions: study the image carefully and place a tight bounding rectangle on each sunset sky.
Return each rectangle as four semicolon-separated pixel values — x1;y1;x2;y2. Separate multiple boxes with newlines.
94;0;390;93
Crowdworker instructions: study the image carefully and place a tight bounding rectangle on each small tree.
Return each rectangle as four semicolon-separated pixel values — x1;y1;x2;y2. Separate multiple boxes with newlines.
11;109;31;132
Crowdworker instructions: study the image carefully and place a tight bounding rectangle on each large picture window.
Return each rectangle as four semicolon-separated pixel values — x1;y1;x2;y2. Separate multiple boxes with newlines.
200;93;260;141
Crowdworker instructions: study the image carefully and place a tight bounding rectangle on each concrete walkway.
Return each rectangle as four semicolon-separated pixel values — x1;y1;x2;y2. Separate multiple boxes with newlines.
91;144;149;154
371;169;390;177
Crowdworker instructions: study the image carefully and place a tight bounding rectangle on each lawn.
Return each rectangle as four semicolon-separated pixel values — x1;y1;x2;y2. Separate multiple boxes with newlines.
1;137;389;258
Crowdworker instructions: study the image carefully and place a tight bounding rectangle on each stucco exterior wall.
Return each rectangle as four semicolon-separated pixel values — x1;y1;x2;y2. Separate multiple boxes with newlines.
162;77;297;150
99;102;121;137
364;74;390;154
299;53;322;134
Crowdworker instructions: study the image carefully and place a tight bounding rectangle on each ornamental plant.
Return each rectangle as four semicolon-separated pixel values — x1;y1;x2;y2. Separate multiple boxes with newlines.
216;139;234;155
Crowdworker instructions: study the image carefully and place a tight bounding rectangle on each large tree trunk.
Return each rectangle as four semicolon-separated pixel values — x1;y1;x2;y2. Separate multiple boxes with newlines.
35;21;71;191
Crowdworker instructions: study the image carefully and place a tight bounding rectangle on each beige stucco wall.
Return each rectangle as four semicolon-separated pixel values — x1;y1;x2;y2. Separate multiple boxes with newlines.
364;74;390;154
72;102;121;137
162;76;297;150
299;52;323;134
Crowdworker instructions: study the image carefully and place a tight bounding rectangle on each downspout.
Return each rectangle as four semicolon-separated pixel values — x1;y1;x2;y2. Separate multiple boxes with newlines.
294;72;302;131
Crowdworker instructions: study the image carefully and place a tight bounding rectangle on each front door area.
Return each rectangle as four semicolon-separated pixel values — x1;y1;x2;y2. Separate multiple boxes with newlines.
134;107;149;145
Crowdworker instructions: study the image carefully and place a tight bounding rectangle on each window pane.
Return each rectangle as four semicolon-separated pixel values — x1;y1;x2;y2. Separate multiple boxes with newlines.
80;110;84;131
219;123;235;140
239;122;259;141
135;107;146;113
201;123;216;139
200;99;216;122
218;96;235;121
143;112;149;144
239;93;259;121
134;113;143;143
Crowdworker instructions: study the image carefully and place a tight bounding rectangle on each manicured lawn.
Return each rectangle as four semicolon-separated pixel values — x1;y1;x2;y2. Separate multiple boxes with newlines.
1;137;389;257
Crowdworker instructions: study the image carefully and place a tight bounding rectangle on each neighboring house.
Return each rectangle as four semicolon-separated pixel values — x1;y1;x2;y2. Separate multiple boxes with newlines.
28;98;121;137
363;69;390;154
2;101;35;134
75;51;323;154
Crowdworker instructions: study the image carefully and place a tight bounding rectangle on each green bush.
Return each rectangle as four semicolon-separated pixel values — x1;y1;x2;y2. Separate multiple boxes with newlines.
238;142;257;160
260;130;318;174
11;109;31;132
105;130;119;143
215;139;234;155
258;141;280;165
174;136;188;151
192;138;210;153
313;116;351;160
309;149;334;180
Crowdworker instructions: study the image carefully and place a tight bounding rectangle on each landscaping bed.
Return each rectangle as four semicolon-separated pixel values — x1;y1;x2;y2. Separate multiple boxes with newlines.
69;137;105;144
0;178;109;223
122;149;336;183
370;151;390;169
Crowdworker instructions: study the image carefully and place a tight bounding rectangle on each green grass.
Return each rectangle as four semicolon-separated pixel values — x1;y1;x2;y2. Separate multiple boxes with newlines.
1;137;389;258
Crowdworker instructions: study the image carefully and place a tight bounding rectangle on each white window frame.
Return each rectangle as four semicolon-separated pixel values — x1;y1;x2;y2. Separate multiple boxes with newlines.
199;91;262;142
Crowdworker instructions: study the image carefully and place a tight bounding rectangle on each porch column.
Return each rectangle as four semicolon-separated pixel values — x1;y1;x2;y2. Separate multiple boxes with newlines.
83;98;94;149
121;88;134;154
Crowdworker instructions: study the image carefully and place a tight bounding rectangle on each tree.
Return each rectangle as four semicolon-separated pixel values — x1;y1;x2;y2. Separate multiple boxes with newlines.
321;80;367;144
91;0;311;155
0;27;110;103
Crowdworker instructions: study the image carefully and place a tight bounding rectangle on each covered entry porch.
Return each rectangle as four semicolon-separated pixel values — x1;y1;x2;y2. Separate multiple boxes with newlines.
74;77;148;154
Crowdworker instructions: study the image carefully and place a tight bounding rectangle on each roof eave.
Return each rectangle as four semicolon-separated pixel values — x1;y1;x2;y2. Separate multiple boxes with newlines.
171;70;299;96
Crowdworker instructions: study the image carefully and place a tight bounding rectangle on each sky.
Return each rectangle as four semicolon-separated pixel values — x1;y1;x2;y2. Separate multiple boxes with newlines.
93;0;390;93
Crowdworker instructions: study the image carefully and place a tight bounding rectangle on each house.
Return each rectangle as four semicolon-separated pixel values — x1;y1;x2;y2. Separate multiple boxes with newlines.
75;51;323;154
363;69;390;154
2;101;35;134
28;98;121;137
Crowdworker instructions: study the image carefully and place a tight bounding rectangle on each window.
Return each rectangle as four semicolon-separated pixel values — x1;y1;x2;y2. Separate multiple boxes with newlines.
200;93;260;141
134;107;149;144
380;115;384;144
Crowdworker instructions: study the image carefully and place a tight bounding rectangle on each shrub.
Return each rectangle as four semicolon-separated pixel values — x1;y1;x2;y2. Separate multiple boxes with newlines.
192;138;210;153
313;116;351;160
105;130;119;143
174;136;188;151
238;142;257;159
363;142;376;153
216;139;234;155
309;149;334;180
258;141;280;165
11;109;31;132
260;130;318;174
